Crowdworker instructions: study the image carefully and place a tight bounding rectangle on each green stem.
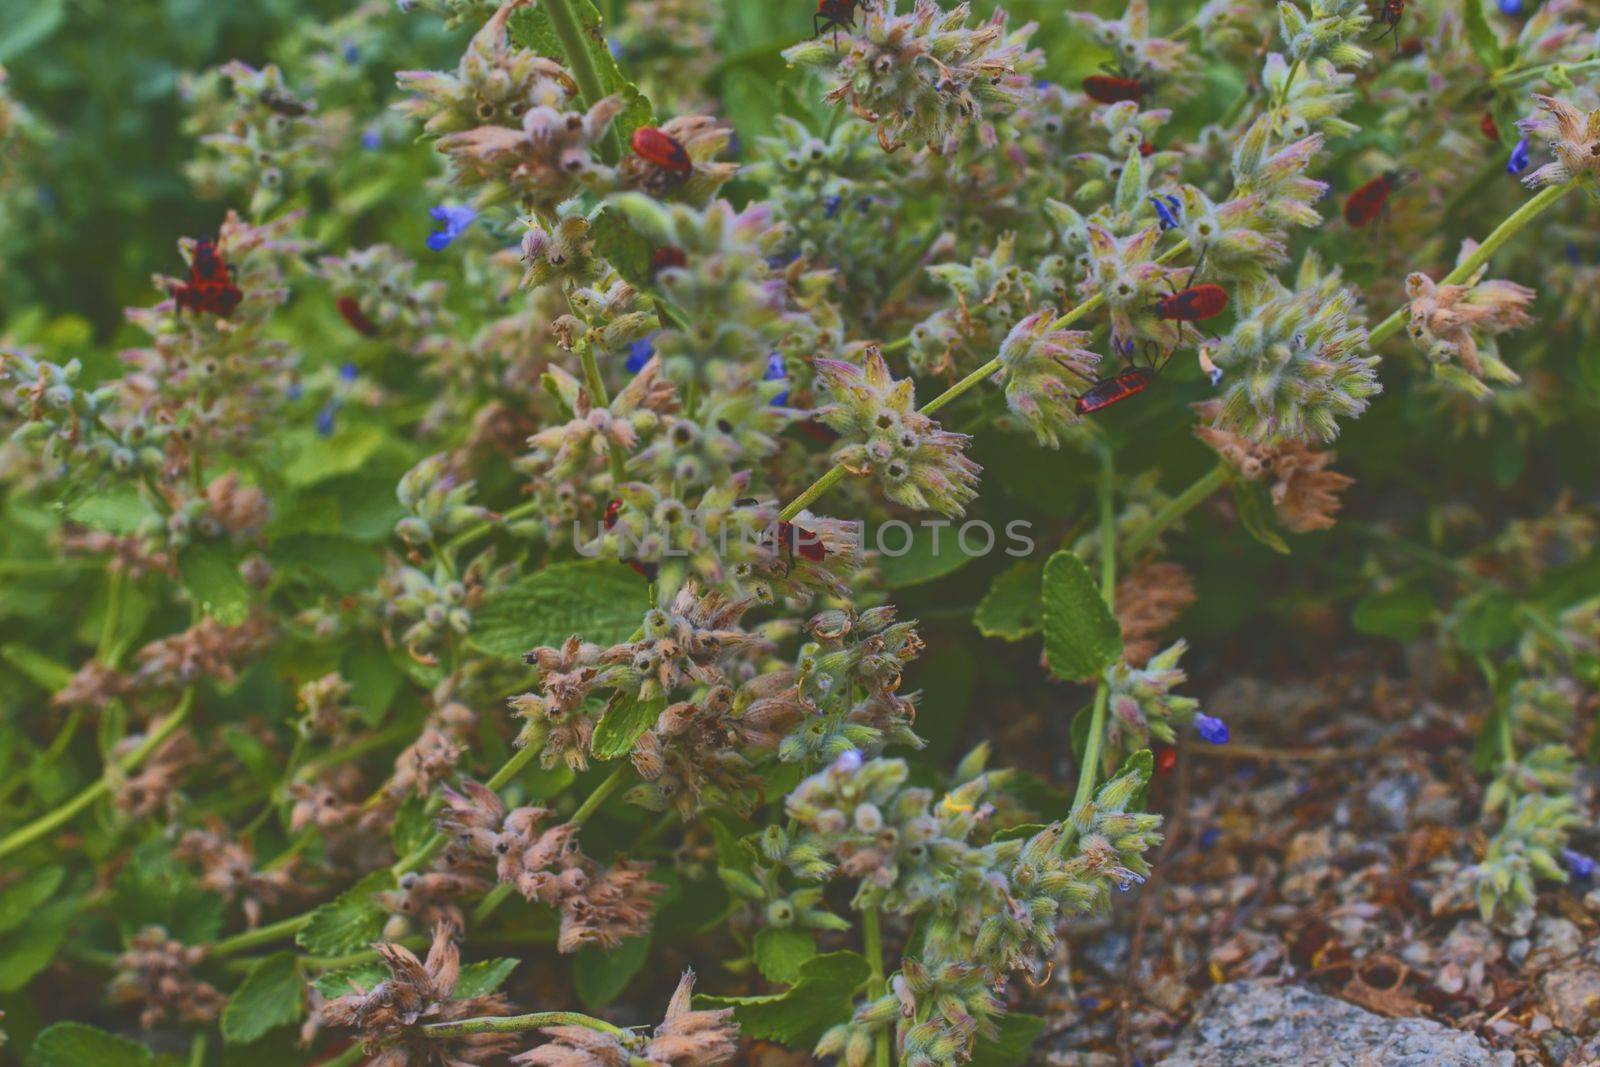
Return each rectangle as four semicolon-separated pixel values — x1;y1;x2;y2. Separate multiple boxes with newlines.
445;500;539;556
0;688;195;862
1491;56;1600;89
188;1033;207;1067
1369;182;1574;347
862;905;891;1067
423;1010;629;1038
1072;451;1119;813
543;0;623;164
1120;463;1229;560
214;739;549;959
578;341;630;487
569;764;629;827
97;568;128;663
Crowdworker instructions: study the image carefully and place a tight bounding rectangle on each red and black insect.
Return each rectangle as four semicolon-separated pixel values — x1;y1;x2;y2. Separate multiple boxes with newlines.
261;88;311;117
1155;746;1177;774
1073;338;1170;416
1373;0;1405;53
650;245;688;274
601;500;658;581
1153;248;1229;324
814;0;867;42
798;416;840;445
1479;112;1500;142
1343;170;1403;228
737;498;827;574
336;296;378;337
1397;36;1423;58
1082;73;1146;106
630;126;693;194
173;238;243;318
1138;140;1156;157
603;498;623;530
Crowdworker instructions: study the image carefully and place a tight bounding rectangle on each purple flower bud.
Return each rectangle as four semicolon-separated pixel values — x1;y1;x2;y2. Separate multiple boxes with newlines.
823;194;843;219
339;363;359;382
1199;826;1221;849
361;126;382;151
426;205;478;251
316;402;339;437
1565;243;1581;265
286;381;304;401
1150;194;1182;231
1507;137;1531;175
833;749;863;773
626;333;657;373
1563;848;1596;879
765;352;789;406
1497;0;1523;14
342;42;360;64
1195;713;1230;745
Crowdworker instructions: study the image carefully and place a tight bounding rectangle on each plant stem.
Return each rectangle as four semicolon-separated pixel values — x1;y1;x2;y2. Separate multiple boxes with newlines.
97;567;128;663
543;0;623;164
0;688;195;862
1491;56;1600;89
214;739;549;959
1121;463;1229;561
423;1010;629;1038
569;764;630;827
862;905;891;1067
1072;450;1119;813
1368;182;1574;347
446;499;541;555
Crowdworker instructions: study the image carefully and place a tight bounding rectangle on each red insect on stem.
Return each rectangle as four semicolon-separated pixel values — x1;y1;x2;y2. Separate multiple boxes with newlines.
1156;284;1228;323
336;296;379;338
650;246;688;274
1138;140;1155;157
814;0;866;42
603;499;623;530
1343;171;1402;228
630;127;692;173
1374;0;1405;53
173;238;243;318
1075;366;1153;415
1082;74;1145;105
1479;112;1500;142
1155;746;1178;774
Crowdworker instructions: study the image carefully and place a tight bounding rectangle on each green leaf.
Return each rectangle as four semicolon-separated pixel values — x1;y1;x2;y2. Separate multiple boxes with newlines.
269;533;383;595
974;561;1044;641
592;208;654;289
34;1023;155;1067
220;725;279;787
0;642;73;693
296;870;396;956
64;484;157;534
1461;0;1503;73
1229;479;1290;555
0;866;65;935
970;1012;1047;1067
1453;592;1521;654
468;560;646;659
875;522;983;588
590;691;666;761
698;950;870;1046
391;795;433;860
178;541;251;625
574;936;650;1010
279;424;389;488
508;0;654;144
753;927;817;984
456;957;521;999
1352;584;1434;641
0;898;75;992
0;0;65;64
313;962;387;1000
1040;551;1122;682
344;640;404;725
221;952;304;1044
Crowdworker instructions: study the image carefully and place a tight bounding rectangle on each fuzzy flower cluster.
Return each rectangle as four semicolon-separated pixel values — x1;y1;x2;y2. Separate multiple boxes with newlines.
782;0;1040;153
516;970;739;1065
1205;254;1379;442
1406;244;1537;396
815;350;980;516
993;312;1099;447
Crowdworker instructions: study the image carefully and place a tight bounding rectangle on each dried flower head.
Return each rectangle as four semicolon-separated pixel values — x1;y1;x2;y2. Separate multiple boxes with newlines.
1515;94;1600;190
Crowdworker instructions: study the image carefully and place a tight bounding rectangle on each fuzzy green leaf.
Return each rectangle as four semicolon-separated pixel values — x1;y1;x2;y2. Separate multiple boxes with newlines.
313;961;387;1000
468;560;646;660
698;950;869;1046
296;869;396;956
0;866;65;935
753;926;818;984
876;522;982;588
1461;0;1504;72
34;1023;156;1067
1229;479;1290;555
592;208;655;289
574;936;649;1009
1041;551;1122;682
590;691;666;761
222;951;304;1044
0;898;75;992
178;541;251;625
970;1012;1046;1066
975;561;1044;641
0;642;74;692
1352;584;1433;641
456;957;521;998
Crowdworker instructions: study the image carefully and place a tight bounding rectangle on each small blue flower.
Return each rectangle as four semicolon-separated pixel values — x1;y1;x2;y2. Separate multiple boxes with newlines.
607;37;624;59
1195;713;1230;745
1077;996;1099;1011
626;333;657;373
426;205;478;251
1151;194;1182;231
1033;78;1055;89
316;402;339;437
822;194;843;219
361;125;383;151
1563;849;1596;879
1199;826;1222;849
342;41;361;64
765;352;789;406
1564;243;1581;265
834;749;863;773
1497;0;1523;14
286;381;304;401
339;363;359;382
1507;137;1531;175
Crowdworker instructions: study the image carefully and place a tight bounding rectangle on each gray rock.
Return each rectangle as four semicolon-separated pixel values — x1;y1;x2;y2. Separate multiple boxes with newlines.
1161;980;1512;1066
